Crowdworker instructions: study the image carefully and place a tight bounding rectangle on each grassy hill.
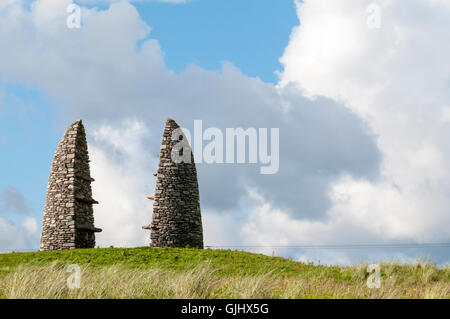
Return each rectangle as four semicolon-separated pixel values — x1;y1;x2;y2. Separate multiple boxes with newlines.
0;247;448;299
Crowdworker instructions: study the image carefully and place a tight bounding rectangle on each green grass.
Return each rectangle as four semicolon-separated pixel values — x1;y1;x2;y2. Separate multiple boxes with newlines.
0;247;308;276
0;247;448;299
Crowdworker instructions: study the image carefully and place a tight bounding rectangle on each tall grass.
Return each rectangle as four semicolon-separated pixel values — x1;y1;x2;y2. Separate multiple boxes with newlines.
0;260;448;299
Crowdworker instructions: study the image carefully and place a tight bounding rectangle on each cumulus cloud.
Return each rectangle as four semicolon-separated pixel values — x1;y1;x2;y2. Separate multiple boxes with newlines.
22;217;38;234
275;0;450;257
0;187;29;215
0;0;448;263
76;0;188;4
88;119;158;247
0;218;35;251
0;187;38;251
0;0;379;215
88;119;252;248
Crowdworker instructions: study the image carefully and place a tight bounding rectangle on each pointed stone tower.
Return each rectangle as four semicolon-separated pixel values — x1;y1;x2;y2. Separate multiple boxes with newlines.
143;118;204;249
40;120;101;251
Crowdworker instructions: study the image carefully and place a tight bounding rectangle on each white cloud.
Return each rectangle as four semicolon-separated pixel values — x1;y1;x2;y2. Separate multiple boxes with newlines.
89;119;158;247
22;217;38;234
0;187;30;215
0;218;33;251
278;0;450;248
76;0;188;4
0;216;38;252
89;119;252;249
0;187;38;251
0;0;379;216
202;210;243;247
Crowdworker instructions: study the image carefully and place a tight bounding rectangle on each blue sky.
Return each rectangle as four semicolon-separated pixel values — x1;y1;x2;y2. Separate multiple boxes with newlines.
0;0;299;250
0;84;58;231
134;0;298;82
0;0;449;265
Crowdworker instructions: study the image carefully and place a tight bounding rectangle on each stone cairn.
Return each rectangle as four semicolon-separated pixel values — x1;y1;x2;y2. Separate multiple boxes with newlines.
40;120;101;251
143;118;204;249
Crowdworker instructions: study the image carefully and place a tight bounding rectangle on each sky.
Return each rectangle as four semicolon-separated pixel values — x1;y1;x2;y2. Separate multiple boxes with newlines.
0;0;449;265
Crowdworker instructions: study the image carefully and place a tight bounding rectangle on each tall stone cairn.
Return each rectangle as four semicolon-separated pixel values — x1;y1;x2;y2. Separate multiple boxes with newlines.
143;118;204;249
40;120;101;251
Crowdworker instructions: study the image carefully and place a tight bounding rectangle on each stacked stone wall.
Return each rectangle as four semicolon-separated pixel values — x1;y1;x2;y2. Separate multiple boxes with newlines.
40;120;101;251
144;118;204;249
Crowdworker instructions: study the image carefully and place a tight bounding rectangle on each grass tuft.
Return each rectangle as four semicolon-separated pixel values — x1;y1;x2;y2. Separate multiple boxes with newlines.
0;247;448;299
